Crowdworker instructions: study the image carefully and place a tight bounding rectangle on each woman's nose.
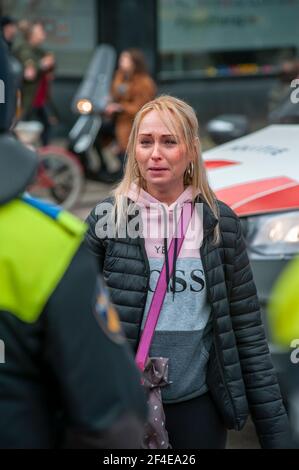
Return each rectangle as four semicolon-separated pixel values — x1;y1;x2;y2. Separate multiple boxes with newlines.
151;142;161;160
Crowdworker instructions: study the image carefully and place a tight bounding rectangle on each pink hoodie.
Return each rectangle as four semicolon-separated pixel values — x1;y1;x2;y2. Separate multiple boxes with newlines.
126;182;203;258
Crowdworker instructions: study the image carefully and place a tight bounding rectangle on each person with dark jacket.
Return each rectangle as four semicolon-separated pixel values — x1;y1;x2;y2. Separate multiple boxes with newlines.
15;21;56;144
0;16;18;50
0;36;147;449
85;95;292;449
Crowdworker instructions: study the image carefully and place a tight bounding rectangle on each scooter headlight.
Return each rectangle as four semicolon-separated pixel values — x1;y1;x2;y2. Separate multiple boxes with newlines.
76;99;93;115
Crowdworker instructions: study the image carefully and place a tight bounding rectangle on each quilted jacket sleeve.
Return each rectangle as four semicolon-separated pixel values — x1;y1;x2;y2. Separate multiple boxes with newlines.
229;218;292;449
84;206;105;271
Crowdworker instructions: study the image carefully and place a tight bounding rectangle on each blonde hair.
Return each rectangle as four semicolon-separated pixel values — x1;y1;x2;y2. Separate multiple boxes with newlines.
112;95;219;241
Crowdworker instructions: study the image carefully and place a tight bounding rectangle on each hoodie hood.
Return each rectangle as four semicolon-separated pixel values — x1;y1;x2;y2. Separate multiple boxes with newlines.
127;182;194;207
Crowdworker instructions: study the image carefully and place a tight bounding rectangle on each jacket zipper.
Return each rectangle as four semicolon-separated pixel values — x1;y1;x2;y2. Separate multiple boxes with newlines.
200;234;239;428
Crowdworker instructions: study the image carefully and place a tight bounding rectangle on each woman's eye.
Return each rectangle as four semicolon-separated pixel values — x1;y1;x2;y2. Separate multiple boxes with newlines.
165;139;177;145
140;140;151;145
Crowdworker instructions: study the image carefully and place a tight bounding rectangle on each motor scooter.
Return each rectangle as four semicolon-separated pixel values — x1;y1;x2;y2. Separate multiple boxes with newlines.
68;44;124;184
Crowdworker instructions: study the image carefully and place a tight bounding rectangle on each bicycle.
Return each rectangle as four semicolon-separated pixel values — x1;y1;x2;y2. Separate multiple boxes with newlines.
14;120;84;210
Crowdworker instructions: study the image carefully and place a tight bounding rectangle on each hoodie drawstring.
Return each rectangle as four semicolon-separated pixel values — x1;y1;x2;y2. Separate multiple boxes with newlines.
163;231;178;301
164;236;170;290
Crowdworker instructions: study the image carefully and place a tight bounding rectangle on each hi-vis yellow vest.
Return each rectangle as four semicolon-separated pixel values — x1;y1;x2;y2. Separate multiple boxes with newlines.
268;256;299;347
0;195;86;323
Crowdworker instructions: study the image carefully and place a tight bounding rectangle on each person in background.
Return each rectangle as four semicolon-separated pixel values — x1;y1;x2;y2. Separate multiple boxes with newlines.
0;15;18;50
102;48;156;169
0;36;147;449
0;16;22;94
15;20;56;145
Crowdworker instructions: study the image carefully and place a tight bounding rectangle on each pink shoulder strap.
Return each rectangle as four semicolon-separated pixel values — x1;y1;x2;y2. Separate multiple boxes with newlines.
135;202;194;371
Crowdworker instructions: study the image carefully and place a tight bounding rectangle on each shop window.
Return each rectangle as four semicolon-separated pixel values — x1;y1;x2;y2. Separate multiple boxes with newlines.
158;0;299;79
2;0;97;77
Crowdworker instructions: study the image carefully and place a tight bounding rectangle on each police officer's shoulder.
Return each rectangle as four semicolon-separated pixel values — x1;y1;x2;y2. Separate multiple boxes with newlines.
0;195;85;324
21;194;86;238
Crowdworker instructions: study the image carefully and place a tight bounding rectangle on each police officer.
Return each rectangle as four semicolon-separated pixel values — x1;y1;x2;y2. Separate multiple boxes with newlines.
0;37;147;449
268;257;299;447
268;256;299;347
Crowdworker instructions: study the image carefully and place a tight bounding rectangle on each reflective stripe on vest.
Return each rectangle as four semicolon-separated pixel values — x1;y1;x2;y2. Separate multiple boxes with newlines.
0;196;86;323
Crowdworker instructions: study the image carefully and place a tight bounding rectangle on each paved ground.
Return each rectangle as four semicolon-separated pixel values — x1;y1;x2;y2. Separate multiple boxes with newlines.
227;418;260;449
71;180;112;220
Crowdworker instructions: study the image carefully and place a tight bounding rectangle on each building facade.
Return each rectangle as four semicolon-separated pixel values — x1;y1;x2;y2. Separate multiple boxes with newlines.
2;0;299;128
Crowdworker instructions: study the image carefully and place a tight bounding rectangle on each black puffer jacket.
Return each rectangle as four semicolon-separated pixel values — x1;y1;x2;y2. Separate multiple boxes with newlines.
85;196;291;449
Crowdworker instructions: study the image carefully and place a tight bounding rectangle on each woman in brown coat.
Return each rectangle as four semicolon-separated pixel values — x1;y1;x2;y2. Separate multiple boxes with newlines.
105;49;157;153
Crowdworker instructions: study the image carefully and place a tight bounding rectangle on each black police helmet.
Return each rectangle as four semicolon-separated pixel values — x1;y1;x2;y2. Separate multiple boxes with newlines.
0;35;38;204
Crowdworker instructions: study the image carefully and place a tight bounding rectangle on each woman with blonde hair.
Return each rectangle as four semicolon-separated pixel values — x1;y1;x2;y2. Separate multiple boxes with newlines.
85;95;291;449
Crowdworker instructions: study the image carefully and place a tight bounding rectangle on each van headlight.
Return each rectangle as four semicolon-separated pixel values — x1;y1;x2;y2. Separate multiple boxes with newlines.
247;211;299;256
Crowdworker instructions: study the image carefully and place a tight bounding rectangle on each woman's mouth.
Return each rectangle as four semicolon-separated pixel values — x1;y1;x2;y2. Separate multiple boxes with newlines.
148;167;168;172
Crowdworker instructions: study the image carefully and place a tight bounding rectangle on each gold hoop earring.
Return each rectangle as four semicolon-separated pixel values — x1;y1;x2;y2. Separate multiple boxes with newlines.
187;162;194;179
